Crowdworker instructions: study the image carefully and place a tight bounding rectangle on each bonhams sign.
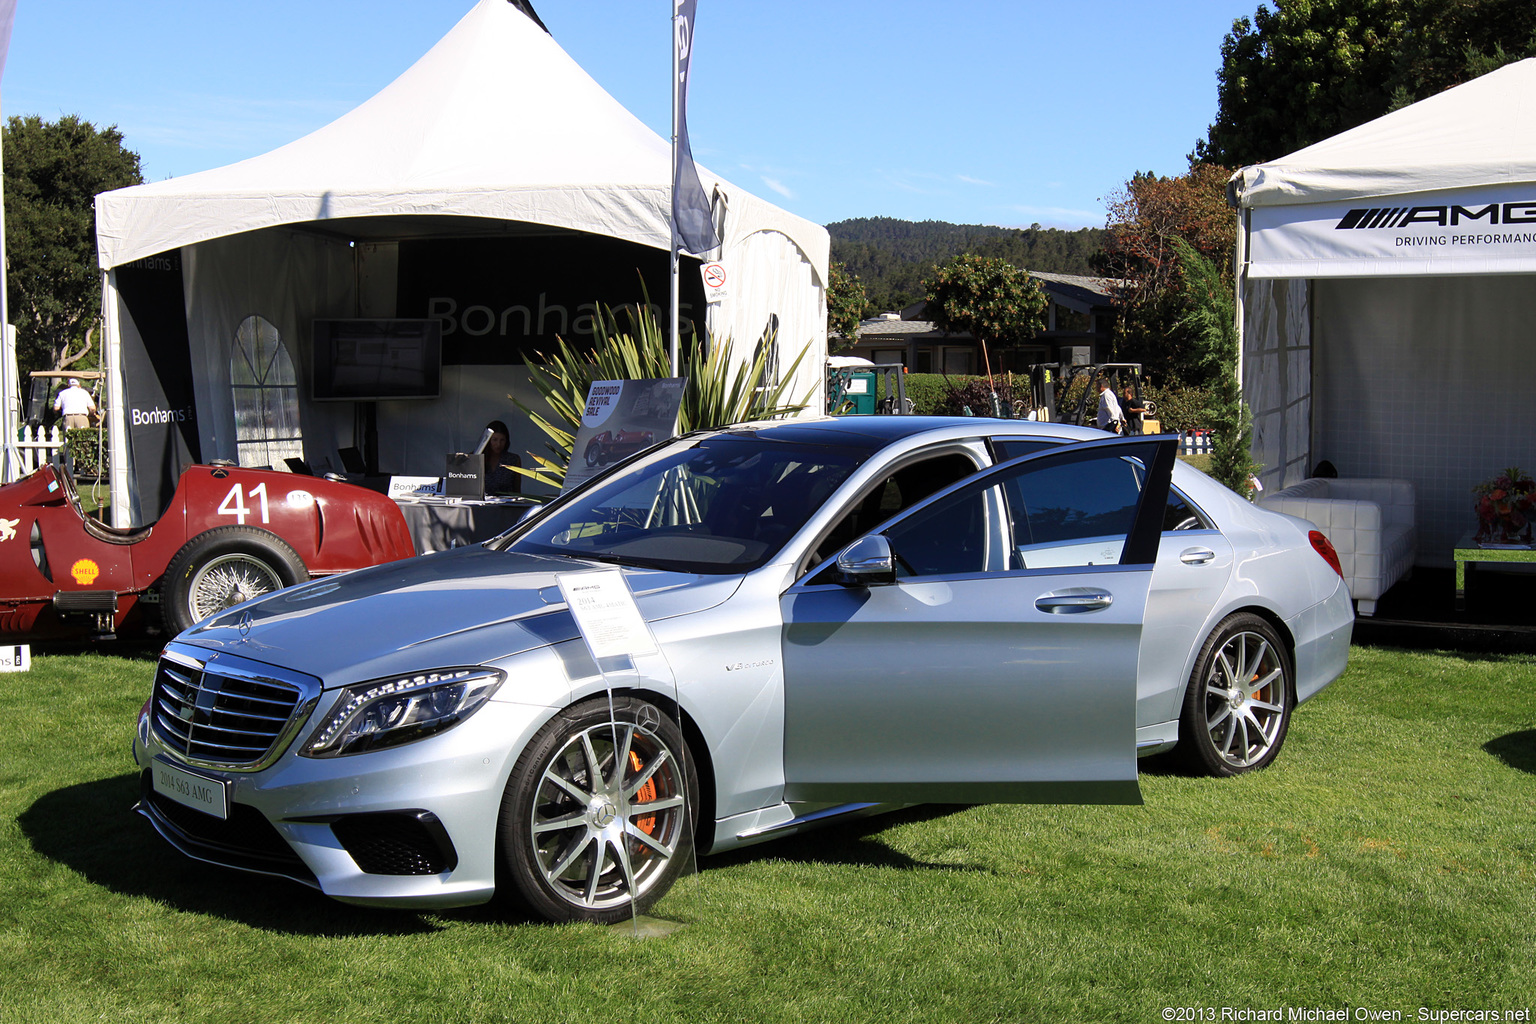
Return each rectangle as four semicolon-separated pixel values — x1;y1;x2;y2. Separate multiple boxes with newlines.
396;236;705;365
1247;184;1536;278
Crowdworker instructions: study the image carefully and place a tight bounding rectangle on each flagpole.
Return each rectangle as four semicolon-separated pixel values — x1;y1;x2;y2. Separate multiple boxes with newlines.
0;0;20;483
668;1;682;377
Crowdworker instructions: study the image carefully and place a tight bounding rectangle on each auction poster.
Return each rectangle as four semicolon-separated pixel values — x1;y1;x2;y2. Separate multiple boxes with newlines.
563;378;686;493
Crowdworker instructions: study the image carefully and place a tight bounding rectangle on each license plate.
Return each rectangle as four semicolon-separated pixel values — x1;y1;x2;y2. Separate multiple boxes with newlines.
152;757;229;820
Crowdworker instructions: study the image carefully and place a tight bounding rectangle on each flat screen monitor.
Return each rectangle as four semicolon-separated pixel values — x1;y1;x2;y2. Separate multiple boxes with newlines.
312;319;442;401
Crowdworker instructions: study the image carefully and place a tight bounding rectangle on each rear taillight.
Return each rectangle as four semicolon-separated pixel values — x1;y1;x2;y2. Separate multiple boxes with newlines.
1309;530;1344;578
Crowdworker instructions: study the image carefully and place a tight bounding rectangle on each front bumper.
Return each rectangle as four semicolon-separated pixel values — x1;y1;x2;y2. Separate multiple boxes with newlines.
134;689;559;909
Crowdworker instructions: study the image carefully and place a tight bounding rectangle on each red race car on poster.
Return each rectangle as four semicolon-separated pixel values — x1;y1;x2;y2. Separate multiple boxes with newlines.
582;429;655;468
0;462;418;641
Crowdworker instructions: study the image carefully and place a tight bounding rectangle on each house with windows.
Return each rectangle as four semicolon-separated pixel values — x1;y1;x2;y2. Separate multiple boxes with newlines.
838;272;1121;373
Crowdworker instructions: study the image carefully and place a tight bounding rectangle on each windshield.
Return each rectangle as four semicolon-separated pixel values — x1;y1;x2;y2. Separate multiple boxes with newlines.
509;435;870;573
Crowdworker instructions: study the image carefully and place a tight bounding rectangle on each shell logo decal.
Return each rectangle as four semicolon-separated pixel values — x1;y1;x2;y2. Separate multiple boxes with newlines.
71;559;102;586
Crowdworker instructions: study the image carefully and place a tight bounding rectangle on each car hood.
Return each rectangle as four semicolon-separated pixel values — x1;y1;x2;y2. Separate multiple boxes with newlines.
180;546;741;685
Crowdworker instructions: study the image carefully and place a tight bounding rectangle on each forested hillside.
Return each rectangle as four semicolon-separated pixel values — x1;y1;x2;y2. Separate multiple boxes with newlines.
828;216;1110;314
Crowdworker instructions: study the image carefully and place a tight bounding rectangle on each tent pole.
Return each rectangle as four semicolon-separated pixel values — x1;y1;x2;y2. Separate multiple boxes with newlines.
1233;204;1257;487
101;269;132;527
668;2;682;377
0;91;22;484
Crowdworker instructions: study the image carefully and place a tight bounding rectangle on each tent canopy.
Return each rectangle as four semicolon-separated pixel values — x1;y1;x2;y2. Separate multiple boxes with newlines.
1234;59;1536;279
95;0;827;276
92;0;829;527
1233;59;1536;571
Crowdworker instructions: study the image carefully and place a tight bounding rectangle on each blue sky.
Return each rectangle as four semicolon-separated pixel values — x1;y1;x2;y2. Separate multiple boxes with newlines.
3;0;1258;230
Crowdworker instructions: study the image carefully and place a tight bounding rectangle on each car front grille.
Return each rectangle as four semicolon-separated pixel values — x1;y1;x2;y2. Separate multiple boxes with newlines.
151;643;321;770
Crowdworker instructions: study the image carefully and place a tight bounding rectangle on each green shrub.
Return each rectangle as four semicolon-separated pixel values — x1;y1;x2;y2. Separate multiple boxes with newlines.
893;371;1213;433
900;373;952;415
899;373;1033;416
1144;382;1210;433
64;428;109;480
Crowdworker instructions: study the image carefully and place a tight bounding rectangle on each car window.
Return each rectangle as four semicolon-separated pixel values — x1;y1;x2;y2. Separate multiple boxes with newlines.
807;452;978;568
1000;454;1142;569
880;448;1147;578
882;486;993;577
511;437;869;573
989;438;1059;462
1163;487;1213;532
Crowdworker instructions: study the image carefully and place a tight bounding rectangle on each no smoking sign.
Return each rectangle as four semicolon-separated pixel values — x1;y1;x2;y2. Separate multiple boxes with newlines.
701;261;729;302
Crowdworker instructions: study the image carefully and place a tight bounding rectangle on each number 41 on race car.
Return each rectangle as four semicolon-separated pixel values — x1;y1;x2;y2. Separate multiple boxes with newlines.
218;482;270;525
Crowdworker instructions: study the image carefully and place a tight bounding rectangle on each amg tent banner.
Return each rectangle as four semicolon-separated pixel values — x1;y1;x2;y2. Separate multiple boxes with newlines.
1247;183;1536;279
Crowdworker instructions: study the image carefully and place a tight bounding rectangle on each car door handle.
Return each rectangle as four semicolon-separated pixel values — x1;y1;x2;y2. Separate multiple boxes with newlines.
1179;547;1216;565
1035;589;1114;614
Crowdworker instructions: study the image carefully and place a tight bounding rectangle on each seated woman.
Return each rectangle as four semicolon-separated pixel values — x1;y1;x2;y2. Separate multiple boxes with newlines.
481;420;522;494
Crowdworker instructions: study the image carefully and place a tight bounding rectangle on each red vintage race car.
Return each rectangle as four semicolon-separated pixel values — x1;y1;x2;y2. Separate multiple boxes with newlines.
582;429;655;468
0;462;418;641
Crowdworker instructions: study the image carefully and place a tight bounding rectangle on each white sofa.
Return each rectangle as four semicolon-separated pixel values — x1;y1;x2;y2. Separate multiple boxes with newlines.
1258;477;1416;616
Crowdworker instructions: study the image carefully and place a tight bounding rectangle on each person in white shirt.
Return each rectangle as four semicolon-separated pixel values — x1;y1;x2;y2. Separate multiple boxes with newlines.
1095;378;1124;433
54;378;97;429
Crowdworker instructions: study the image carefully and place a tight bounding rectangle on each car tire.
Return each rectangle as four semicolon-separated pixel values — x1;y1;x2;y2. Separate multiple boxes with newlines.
1176;612;1293;777
584;443;601;468
159;526;308;635
498;695;696;924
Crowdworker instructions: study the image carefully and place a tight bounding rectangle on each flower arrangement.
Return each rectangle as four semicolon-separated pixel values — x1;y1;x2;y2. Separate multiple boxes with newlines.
1473;466;1536;545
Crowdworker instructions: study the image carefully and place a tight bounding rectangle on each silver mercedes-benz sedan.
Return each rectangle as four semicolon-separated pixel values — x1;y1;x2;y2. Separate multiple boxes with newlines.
131;417;1353;923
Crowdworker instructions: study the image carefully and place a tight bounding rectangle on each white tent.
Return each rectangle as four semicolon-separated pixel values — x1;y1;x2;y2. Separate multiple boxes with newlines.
94;0;829;524
1233;58;1536;566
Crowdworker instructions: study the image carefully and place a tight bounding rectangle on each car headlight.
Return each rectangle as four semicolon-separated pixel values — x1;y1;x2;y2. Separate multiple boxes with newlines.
301;668;505;758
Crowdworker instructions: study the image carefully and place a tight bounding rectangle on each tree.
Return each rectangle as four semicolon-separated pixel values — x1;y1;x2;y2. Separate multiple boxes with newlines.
826;260;868;351
1093;163;1235;385
828;217;1110;314
922;254;1047;380
1173;238;1258;498
1197;0;1536;168
3;115;144;376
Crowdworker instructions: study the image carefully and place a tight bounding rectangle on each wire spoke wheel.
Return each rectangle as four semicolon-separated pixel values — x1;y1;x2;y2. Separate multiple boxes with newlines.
162;526;307;634
187;553;284;620
502;697;694;923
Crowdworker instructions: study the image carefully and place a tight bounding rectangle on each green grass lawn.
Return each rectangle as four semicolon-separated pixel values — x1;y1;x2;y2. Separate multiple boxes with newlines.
2;644;1533;1023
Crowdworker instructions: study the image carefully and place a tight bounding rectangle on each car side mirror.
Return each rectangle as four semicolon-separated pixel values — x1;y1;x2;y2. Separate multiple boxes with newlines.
836;534;896;586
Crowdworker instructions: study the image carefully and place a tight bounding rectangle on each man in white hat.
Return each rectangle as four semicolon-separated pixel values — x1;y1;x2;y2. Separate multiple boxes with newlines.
54;378;97;429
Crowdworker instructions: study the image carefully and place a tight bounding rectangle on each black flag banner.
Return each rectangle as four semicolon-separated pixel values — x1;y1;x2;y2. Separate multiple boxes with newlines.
672;0;721;257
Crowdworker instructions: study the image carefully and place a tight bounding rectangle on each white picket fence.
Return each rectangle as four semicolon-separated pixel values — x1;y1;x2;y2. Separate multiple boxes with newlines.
15;424;67;475
1181;429;1214;456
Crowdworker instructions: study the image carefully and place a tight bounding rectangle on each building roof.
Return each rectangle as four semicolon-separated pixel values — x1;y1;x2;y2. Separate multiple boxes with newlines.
839;271;1124;343
1029;272;1120;311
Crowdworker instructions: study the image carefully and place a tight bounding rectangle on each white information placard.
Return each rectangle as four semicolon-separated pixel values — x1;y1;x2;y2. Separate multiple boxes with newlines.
388;475;443;499
557;570;659;661
0;644;31;672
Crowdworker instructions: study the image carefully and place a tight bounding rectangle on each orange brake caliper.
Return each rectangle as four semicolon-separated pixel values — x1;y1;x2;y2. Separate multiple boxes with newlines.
630;750;658;836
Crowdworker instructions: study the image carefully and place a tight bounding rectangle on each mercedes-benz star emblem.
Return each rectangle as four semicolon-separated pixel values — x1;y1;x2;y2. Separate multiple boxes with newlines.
593;801;617;828
237;610;253;639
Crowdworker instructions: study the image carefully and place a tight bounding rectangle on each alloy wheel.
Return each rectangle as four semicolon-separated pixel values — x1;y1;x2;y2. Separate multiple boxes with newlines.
529;718;688;913
1201;629;1287;769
